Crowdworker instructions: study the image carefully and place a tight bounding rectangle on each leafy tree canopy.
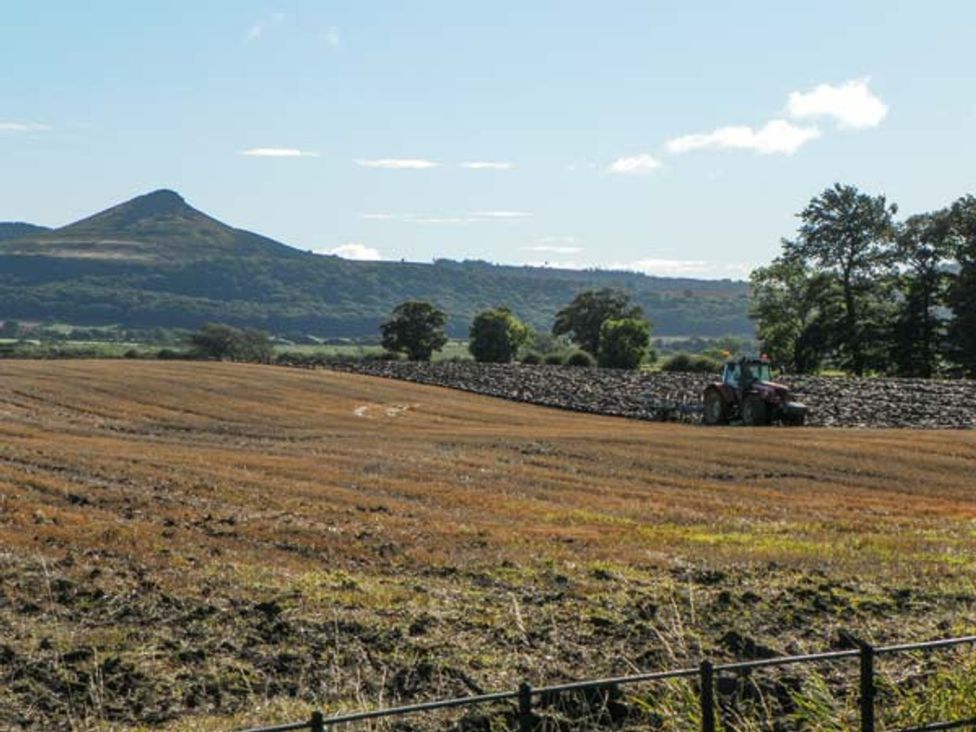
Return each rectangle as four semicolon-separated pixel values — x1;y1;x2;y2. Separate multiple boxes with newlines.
597;317;652;369
552;288;643;355
749;254;841;374
380;301;448;361
468;307;531;363
189;323;273;363
784;183;897;375
948;196;976;376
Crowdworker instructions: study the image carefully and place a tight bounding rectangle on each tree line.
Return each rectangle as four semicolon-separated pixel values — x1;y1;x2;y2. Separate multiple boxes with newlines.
751;184;976;377
379;289;653;369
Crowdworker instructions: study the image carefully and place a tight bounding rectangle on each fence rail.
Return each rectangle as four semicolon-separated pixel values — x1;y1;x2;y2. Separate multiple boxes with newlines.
236;634;976;732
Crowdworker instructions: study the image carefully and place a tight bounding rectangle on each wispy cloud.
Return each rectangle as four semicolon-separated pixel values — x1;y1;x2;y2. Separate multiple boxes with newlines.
240;147;319;158
327;243;382;260
787;78;888;129
609;258;753;278
666;119;821;156
412;217;475;225
608;154;662;175
359;211;530;224
525;244;583;254
246;22;264;42
0;121;52;133
519;258;750;278
246;12;285;42
460;161;514;170
524;236;581;254
356;158;439;169
324;26;340;49
470;210;531;219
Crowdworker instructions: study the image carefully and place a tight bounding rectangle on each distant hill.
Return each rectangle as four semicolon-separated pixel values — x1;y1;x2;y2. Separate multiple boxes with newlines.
0;222;51;241
0;190;753;337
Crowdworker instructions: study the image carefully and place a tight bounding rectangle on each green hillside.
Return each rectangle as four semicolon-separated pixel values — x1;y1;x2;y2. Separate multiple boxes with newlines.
0;190;753;337
0;222;50;241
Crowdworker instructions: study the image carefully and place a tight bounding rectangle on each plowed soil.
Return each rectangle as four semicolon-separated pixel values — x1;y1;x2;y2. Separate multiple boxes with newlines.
1;361;975;731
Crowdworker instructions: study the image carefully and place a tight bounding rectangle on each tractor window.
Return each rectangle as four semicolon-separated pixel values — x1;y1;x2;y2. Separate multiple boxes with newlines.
723;363;739;387
754;363;772;381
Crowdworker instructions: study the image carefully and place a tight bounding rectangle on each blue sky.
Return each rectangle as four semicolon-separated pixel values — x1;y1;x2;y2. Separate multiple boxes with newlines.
2;1;974;278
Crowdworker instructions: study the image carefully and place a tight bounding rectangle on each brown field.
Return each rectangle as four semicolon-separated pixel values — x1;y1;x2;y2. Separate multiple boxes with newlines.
2;360;976;731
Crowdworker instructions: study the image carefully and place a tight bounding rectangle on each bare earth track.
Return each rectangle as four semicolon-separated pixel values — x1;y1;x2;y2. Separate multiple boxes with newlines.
1;361;975;730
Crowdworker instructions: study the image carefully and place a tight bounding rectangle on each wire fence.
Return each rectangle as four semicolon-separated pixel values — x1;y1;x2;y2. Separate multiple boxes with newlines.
236;634;976;732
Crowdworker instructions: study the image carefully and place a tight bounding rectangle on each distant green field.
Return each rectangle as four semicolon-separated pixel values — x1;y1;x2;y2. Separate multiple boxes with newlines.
275;339;473;361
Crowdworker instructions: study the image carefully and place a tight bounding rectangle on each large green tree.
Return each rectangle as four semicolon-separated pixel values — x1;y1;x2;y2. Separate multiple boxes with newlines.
749;254;840;374
948;196;976;376
597;317;652;369
889;211;954;377
784;183;897;375
552;289;644;355
189;323;273;363
468;307;531;363
380;301;448;361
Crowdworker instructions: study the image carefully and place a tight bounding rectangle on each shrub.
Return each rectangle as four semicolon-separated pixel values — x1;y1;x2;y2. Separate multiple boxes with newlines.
520;351;543;365
597;317;652;369
661;352;721;373
468;307;531;363
565;350;595;367
691;355;722;373
189;323;274;363
544;353;565;365
123;348;141;359
156;348;182;360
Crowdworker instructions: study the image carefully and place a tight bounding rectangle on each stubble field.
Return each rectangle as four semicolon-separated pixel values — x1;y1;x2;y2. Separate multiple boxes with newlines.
1;361;975;731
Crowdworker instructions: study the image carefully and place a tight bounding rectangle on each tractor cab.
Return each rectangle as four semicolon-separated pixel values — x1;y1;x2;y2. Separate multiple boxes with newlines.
721;358;772;389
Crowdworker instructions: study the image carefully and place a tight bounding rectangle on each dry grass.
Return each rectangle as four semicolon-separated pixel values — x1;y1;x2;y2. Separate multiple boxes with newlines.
1;360;975;730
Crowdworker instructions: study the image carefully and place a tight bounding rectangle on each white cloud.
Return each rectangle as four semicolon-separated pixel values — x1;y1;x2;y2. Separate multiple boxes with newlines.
246;14;285;43
324;26;340;49
0;121;52;133
525;244;583;254
356;158;439;169
787;78;888;129
240;148;319;158
460;161;514;170
328;243;382;260
525;260;583;269
666;119;821;156
358;211;529;224
514;257;751;279
412;217;477;225
610;258;710;276
608;153;662;175
470;210;531;218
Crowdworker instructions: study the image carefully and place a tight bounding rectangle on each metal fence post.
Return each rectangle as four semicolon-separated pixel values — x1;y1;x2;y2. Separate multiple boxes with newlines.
518;682;534;732
859;642;876;732
700;660;716;732
309;710;325;732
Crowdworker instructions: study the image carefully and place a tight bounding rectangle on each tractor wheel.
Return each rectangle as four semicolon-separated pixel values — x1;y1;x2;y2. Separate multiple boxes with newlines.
702;389;729;425
741;394;770;426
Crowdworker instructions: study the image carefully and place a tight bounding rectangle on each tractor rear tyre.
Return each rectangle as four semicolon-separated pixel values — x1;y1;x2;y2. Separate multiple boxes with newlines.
702;389;729;425
741;394;770;426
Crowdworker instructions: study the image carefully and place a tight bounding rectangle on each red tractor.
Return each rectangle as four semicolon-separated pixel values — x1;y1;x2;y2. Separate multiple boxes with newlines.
702;356;807;426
